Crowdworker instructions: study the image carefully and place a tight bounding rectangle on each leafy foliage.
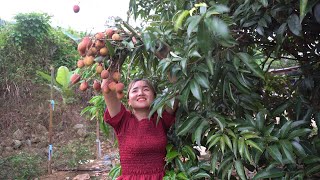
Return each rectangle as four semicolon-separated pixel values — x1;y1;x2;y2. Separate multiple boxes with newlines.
0;13;78;87
36;66;76;104
124;0;320;179
0;152;45;179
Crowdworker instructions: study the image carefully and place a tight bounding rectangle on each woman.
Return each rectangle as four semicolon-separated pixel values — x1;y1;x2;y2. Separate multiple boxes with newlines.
102;78;178;180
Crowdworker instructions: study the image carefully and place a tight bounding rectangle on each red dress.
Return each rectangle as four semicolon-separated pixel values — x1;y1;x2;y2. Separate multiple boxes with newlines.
104;104;175;180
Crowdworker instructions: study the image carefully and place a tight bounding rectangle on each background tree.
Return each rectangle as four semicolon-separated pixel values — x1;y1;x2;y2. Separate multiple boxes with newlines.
0;13;79;90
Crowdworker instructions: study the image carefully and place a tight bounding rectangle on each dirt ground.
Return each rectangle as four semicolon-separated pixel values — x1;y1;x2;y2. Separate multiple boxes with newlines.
0;82;119;180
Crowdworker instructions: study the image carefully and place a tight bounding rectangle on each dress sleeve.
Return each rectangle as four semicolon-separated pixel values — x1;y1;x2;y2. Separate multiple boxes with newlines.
104;103;127;134
161;110;176;130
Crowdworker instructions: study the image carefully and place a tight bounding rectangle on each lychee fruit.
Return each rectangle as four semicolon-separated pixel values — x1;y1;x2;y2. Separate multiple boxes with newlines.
99;47;108;56
94;40;105;49
108;81;117;91
115;82;125;93
96;64;104;74
112;33;121;41
93;80;101;92
73;5;80;13
112;71;121;82
101;70;109;79
87;47;98;56
70;74;81;84
105;28;114;38
95;32;105;40
77;60;85;68
84;56;94;66
79;81;88;91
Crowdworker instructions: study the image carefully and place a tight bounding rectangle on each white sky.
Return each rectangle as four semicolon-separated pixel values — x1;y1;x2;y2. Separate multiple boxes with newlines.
0;0;135;32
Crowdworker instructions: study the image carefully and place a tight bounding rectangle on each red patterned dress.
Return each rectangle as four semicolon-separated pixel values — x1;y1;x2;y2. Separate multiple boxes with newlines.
104;104;176;180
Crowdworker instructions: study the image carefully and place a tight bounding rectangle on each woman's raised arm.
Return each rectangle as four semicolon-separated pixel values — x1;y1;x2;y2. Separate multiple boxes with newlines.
102;79;121;118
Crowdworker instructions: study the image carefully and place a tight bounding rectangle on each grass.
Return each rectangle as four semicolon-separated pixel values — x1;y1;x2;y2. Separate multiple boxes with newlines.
0;152;45;179
52;132;96;169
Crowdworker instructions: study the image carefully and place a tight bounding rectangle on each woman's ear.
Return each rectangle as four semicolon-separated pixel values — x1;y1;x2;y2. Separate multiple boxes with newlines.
128;99;131;107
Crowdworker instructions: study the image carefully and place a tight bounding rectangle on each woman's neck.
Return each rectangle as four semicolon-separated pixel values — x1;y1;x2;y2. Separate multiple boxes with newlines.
132;109;150;121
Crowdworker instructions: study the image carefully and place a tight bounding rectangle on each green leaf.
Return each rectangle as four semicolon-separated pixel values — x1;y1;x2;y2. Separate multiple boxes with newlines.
291;141;307;157
280;142;295;163
238;137;245;158
206;4;229;17
246;140;263;152
267;145;283;163
218;156;233;174
207;133;222;145
259;0;268;7
220;135;226;154
279;120;292;138
56;66;70;88
223;134;233;151
237;52;265;80
253;168;285;180
198;20;212;54
166;150;179;162
209;112;226;130
190;79;202;101
287;128;311;140
211;149;218;174
192;172;210;179
105;40;115;56
174;10;190;32
182;145;196;161
207;136;221;150
208;17;229;38
256;110;266;131
36;70;51;82
306;164;320;176
271;100;292;116
187;166;200;175
194;120;209;145
109;164;121;180
180;58;188;75
177;115;200;136
205;55;214;75
300;0;308;23
177;172;189;180
175;158;185;172
194;73;210;89
99;118;109;135
166;144;174;152
235;160;246;180
227;72;250;94
287;14;302;36
187;15;202;37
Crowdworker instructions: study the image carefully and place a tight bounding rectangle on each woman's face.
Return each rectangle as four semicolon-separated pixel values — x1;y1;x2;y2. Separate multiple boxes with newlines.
128;80;155;110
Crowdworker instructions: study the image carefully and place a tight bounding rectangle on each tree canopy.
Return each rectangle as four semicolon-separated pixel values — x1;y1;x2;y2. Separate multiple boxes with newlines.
120;0;320;179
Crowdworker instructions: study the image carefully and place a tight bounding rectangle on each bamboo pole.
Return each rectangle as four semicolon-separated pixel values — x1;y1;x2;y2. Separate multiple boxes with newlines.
96;112;101;159
48;66;54;174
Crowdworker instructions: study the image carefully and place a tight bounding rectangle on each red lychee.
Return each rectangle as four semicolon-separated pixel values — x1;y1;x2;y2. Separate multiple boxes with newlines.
73;5;80;13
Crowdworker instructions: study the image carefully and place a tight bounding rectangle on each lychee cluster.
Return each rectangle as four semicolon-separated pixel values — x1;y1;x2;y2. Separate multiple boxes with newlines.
70;27;130;99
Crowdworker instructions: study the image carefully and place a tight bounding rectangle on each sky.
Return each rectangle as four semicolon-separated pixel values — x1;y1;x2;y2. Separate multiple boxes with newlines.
0;0;135;32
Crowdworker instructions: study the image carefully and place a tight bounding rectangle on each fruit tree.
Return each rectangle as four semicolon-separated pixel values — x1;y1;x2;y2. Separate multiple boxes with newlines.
73;0;320;179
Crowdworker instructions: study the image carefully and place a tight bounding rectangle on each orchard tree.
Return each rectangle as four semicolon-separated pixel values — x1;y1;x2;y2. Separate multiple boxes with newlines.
126;0;320;179
73;0;320;179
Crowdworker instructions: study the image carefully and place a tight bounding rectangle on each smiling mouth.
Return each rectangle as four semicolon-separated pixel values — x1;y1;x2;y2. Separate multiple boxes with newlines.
137;98;146;101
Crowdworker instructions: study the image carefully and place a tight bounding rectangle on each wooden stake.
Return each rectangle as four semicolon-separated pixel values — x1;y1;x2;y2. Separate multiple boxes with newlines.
48;66;54;174
96;111;101;159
